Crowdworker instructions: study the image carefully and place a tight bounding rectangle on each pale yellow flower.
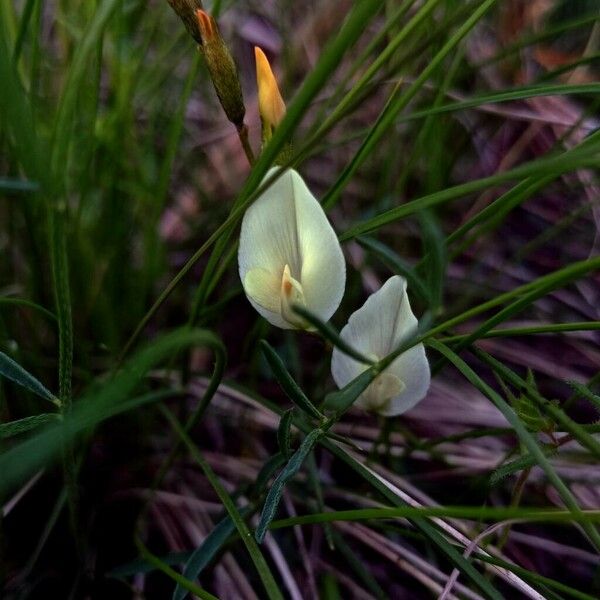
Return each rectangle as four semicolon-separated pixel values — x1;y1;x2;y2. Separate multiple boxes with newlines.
238;168;345;329
331;276;430;416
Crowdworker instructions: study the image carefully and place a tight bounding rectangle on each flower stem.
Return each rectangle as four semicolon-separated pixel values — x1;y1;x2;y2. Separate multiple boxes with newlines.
237;122;255;165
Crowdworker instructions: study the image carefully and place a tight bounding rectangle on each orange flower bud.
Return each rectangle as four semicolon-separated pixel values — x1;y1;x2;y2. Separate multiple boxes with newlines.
254;47;286;141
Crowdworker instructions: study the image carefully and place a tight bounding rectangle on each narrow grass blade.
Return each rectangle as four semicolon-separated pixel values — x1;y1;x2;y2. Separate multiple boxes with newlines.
244;389;514;599
277;409;294;459
323;369;377;414
428;339;600;552
253;453;287;496
356;236;431;305
439;322;600;343
109;551;191;578
490;451;557;487
0;329;221;500
161;407;284;600
400;82;600;124
339;143;600;241
0;177;40;193
324;0;498;210
0;351;58;406
567;381;600;413
0;413;59;439
135;537;218;600
446;176;554;250
291;305;375;365
0;297;56;321
418;210;446;313
173;511;249;600
256;428;324;543
269;506;600;528
260;340;324;420
476;350;600;459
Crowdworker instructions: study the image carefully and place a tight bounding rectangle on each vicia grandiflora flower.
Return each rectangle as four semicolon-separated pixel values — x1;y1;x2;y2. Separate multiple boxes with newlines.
238;168;345;329
331;276;430;416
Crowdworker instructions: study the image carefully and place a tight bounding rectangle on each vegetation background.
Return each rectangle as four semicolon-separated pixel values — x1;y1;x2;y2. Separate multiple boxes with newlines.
1;0;599;598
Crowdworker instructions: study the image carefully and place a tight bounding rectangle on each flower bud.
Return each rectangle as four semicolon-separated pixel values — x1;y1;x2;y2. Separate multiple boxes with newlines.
196;9;246;128
331;276;430;416
254;47;286;142
167;0;205;45
238;168;345;329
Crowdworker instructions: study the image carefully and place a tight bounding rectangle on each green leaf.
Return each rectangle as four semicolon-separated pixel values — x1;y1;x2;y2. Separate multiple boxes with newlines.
256;428;324;543
0;351;58;406
277;409;294;459
253;453;288;496
260;340;324;420
0;18;47;187
50;0;122;179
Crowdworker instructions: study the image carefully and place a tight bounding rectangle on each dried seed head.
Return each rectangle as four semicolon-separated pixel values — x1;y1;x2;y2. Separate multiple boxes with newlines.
196;9;246;128
167;0;204;45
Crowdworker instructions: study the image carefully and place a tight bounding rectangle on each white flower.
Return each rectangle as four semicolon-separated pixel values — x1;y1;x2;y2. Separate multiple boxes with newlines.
331;276;430;416
238;168;346;329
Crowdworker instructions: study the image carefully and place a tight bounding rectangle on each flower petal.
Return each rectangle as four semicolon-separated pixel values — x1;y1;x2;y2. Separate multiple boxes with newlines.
244;268;280;313
291;172;345;322
238;168;345;328
243;267;290;328
331;275;430;416
338;276;418;358
380;344;430;416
